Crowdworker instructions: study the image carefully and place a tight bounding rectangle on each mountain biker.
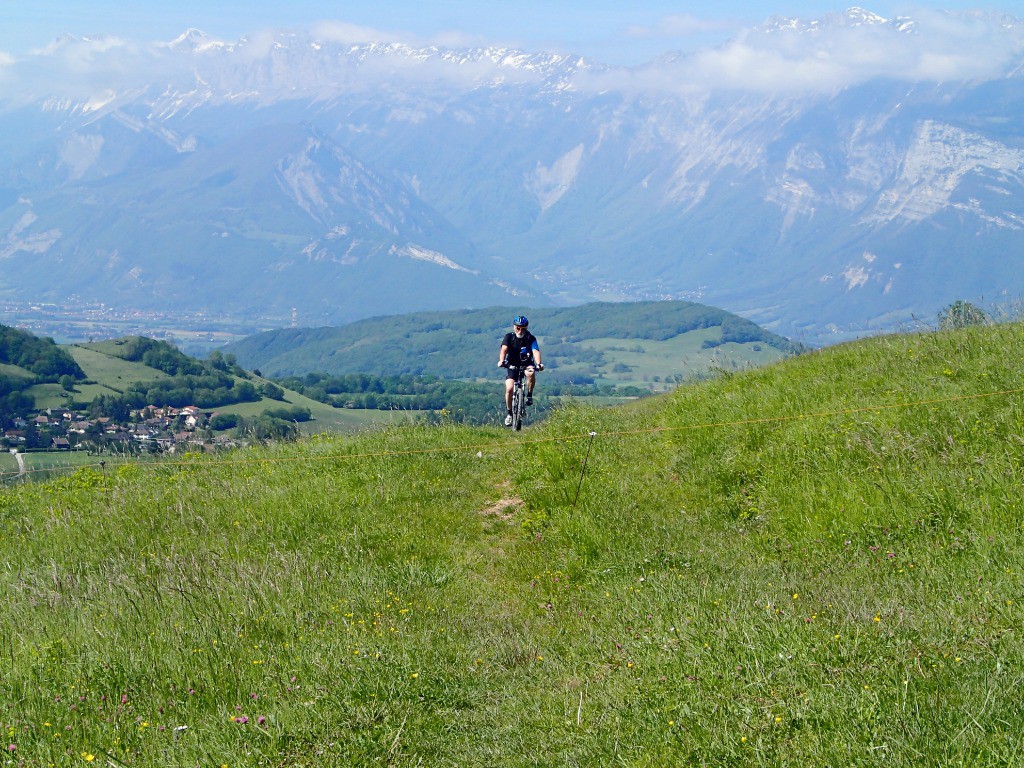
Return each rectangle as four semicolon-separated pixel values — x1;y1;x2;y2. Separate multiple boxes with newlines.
498;314;543;427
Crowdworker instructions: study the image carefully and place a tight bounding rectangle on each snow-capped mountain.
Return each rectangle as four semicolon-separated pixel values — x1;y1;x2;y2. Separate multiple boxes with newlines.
1;7;1023;341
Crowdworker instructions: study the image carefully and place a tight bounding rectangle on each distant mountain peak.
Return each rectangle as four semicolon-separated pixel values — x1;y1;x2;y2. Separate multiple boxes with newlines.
759;6;911;34
165;28;230;53
843;7;890;25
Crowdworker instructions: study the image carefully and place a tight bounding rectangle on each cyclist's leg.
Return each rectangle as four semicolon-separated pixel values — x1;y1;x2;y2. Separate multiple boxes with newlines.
504;375;514;411
525;367;536;401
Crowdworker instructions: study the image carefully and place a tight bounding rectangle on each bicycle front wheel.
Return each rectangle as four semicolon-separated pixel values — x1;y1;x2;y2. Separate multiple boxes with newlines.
513;384;525;430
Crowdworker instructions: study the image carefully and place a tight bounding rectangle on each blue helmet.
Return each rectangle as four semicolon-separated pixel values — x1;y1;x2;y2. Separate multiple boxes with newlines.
513;315;529;327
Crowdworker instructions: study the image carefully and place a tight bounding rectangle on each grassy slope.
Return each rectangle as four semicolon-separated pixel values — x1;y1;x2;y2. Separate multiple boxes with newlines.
30;344;411;435
26;346;174;411
1;323;1022;765
211;384;414;434
0;362;34;380
575;331;785;386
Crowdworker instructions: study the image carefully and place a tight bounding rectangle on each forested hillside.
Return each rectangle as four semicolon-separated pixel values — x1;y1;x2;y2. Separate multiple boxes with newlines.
223;301;802;380
0;324;86;422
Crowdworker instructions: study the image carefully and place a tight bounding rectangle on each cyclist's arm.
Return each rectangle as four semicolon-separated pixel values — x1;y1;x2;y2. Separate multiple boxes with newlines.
531;341;542;368
498;343;509;367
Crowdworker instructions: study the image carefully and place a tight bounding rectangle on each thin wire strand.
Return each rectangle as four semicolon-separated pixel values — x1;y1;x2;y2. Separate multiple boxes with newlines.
4;385;1021;480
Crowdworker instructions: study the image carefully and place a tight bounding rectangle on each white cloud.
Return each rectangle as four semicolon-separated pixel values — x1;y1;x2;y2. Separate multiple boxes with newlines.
0;11;1021;104
2;35;187;102
578;10;1024;95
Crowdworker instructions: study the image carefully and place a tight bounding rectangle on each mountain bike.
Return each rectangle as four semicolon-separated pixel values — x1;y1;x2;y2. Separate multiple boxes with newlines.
505;364;535;431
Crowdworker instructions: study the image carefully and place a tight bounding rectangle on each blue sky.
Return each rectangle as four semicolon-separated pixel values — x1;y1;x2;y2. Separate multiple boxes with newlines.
1;0;1013;64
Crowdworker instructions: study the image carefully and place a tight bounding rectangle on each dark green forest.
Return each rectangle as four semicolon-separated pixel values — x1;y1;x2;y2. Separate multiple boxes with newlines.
223;301;804;378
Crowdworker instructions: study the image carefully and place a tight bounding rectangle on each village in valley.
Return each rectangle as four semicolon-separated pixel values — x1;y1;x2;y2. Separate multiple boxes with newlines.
2;404;240;455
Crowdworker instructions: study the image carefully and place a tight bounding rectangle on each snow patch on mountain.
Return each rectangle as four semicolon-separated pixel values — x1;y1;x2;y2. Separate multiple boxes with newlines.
165;29;231;54
390;244;477;274
58;134;105;180
0;210;61;259
109;111;197;153
527;144;585;211
761;7;896;34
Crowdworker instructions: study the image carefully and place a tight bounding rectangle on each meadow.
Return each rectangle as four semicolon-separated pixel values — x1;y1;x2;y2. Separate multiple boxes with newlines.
571;331;785;390
0;322;1021;765
202;394;415;436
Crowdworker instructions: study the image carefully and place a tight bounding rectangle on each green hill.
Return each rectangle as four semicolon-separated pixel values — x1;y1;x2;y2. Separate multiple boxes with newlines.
220;300;804;387
8;334;409;436
0;322;1021;764
1;323;86;422
62;338;410;435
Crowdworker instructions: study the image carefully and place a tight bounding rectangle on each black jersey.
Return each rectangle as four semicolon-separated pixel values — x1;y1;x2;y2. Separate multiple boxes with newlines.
502;331;539;366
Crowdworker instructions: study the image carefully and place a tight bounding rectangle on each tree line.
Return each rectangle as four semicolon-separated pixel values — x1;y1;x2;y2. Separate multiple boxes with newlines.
274;372;649;424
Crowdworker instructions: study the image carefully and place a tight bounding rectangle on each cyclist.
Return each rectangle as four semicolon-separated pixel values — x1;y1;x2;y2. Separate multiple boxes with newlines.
498;314;543;427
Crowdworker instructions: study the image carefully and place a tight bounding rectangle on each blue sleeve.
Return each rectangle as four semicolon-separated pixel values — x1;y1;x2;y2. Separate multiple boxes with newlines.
531;341;539;352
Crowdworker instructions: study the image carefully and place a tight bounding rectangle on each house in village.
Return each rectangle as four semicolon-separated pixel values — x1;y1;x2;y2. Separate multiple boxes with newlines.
4;399;234;455
3;430;26;445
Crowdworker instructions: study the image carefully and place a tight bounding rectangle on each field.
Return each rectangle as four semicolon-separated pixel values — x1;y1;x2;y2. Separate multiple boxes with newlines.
569;331;786;389
211;390;416;434
22;346;175;411
36;341;417;435
68;345;173;388
0;451;141;483
1;322;1022;765
0;362;34;380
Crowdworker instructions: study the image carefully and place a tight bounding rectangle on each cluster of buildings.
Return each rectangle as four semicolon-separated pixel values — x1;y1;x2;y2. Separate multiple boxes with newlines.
2;405;238;454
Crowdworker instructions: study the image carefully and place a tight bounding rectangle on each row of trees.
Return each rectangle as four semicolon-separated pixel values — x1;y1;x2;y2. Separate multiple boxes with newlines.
272;372;649;424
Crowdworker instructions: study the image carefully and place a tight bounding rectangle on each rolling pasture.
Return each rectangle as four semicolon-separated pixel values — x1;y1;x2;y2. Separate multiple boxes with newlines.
1;322;1021;765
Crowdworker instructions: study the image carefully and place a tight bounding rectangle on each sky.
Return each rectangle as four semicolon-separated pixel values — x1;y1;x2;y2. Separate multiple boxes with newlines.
1;0;1017;65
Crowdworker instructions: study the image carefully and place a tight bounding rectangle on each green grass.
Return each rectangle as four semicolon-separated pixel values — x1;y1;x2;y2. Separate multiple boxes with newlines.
64;343;414;435
575;331;785;388
213;381;418;434
0;361;34;380
1;452;140;484
68;345;172;389
22;383;77;411
23;345;175;411
0;451;16;473
18;451;109;473
1;323;1023;765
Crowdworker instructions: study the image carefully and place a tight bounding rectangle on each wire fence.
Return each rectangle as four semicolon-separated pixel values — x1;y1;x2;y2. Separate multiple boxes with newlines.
3;385;1022;482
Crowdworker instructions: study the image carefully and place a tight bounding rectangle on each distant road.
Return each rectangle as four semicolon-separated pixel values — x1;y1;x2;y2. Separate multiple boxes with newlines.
12;450;25;477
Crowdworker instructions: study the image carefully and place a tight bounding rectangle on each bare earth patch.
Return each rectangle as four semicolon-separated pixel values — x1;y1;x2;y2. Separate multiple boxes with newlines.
480;497;524;521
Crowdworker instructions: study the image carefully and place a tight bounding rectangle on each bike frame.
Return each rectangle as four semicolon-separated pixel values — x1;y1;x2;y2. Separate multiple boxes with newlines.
506;365;532;431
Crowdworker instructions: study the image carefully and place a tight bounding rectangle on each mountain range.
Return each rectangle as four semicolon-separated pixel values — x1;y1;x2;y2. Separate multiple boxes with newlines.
1;8;1023;343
